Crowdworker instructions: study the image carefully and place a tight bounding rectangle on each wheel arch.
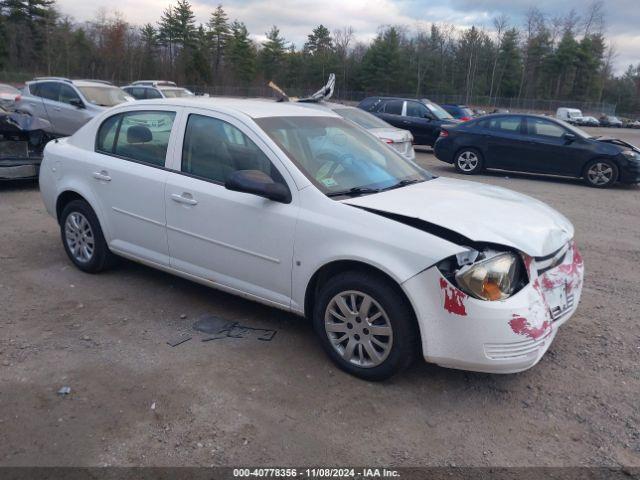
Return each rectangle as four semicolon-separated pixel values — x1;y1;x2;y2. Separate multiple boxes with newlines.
55;189;110;242
303;260;420;339
581;155;621;178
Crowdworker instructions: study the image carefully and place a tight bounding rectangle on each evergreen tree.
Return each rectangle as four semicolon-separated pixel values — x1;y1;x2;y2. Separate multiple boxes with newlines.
207;5;229;82
259;25;286;83
226;20;256;86
360;27;406;94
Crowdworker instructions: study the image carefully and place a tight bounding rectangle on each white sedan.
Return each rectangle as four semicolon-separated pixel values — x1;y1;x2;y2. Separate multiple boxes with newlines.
39;98;584;380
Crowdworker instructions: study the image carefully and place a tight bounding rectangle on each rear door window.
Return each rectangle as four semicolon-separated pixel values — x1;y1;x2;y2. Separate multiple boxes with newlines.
96;110;176;167
36;82;61;101
487;116;522;133
383;100;403;115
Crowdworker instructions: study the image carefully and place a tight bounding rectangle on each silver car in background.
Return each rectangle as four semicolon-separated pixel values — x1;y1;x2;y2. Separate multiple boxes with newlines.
299;102;415;161
15;78;133;137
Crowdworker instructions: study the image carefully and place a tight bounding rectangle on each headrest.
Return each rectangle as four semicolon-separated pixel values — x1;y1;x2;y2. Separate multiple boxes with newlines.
127;125;152;143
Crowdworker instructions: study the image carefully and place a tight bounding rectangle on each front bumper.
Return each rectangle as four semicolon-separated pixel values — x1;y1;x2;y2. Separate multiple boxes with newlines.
403;241;584;374
618;158;640;184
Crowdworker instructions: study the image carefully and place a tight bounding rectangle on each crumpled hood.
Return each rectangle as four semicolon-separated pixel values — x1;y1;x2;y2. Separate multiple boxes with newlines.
342;177;574;257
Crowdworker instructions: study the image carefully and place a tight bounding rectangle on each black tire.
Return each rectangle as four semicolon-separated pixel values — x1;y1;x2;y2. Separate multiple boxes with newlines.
312;270;418;381
583;159;618;188
59;199;115;273
454;147;484;174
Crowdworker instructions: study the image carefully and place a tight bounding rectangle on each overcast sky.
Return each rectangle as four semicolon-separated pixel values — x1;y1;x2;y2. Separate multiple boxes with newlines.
57;0;639;75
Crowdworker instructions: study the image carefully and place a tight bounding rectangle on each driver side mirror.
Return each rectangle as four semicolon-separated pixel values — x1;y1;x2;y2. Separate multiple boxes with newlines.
563;133;576;142
70;98;85;109
225;170;291;204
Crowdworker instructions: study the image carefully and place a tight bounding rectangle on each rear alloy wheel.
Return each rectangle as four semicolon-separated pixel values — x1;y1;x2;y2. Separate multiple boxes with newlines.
455;148;483;174
584;160;618;188
60;199;115;273
313;271;417;381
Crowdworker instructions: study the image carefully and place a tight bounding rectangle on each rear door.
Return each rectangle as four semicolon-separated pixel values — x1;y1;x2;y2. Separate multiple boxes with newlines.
374;99;405;129
481;116;529;170
86;108;181;266
23;81;59;131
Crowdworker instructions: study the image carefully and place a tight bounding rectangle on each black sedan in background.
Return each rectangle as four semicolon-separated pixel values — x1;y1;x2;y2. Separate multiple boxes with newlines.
358;97;460;147
434;114;640;188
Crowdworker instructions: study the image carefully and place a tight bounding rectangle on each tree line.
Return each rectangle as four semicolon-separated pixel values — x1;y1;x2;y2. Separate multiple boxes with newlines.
1;0;639;114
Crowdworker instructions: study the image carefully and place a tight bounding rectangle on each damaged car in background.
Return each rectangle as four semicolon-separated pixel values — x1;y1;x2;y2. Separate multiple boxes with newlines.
39;83;584;380
0;105;53;180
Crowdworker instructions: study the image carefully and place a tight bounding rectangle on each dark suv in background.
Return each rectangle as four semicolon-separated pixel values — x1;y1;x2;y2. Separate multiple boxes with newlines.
358;97;459;146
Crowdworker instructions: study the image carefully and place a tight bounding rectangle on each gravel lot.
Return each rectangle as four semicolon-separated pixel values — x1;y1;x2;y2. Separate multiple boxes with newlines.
1;127;639;468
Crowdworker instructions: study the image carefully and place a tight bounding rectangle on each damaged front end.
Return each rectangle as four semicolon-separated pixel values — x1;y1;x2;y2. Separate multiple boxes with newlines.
0;107;52;180
403;241;584;373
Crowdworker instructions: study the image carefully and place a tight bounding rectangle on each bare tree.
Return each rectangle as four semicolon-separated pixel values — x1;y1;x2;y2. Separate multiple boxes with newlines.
489;14;509;101
333;26;354;94
582;0;605;36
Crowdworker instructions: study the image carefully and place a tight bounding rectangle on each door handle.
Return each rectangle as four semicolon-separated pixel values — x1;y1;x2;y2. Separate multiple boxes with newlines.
171;193;198;206
92;170;111;182
54;107;61;112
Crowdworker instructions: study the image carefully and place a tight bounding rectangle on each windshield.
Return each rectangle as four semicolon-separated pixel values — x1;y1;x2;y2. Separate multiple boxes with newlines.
161;88;194;98
423;101;453;120
256;116;431;196
333;107;391;130
77;86;130;107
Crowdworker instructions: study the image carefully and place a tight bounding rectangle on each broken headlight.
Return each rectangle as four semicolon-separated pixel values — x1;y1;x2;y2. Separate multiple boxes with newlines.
438;249;525;301
455;252;521;301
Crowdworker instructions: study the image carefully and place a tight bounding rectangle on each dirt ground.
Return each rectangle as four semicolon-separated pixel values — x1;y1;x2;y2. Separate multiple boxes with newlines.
1;127;639;468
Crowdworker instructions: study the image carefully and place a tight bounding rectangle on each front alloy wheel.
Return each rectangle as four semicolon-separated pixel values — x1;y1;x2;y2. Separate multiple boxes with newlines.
324;290;393;368
585;160;617;188
313;271;417;381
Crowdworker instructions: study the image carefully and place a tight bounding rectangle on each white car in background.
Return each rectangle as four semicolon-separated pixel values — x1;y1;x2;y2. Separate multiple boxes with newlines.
298;102;415;161
556;107;584;125
122;81;195;100
39;98;583;380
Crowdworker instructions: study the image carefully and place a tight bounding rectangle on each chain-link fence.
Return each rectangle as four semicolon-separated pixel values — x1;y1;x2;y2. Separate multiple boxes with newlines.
184;84;617;116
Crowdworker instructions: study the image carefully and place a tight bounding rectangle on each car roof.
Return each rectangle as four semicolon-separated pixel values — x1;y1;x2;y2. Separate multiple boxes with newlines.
123;97;341;119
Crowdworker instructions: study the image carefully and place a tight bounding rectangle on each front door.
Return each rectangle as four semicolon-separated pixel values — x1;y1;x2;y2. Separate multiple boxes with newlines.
521;117;586;176
165;110;298;308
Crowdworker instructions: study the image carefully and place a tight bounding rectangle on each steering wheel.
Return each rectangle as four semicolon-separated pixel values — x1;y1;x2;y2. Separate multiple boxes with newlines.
314;152;355;180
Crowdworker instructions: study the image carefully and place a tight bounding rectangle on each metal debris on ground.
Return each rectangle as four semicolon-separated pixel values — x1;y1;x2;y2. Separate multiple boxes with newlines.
166;334;192;347
57;386;71;396
193;315;277;342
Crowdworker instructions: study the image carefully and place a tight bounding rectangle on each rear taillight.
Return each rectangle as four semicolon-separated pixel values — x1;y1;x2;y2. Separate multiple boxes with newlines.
380;138;394;144
15;94;21;102
439;130;449;138
460;116;471;122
